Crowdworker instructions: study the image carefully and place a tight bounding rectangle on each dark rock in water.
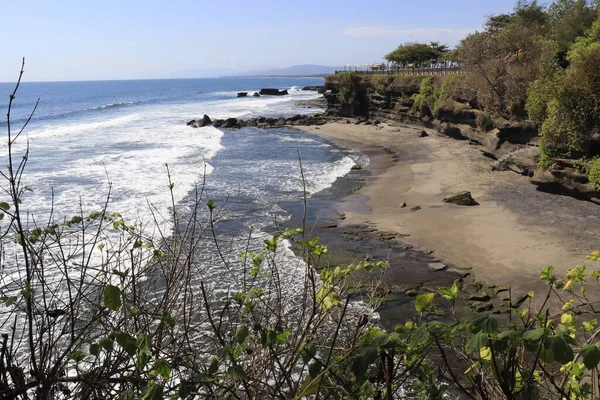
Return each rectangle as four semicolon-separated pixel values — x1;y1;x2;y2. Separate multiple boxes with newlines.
188;115;212;128
351;164;362;170
237;92;248;97
253;92;260;97
186;113;329;130
443;191;478;206
221;118;238;129
302;85;326;93
419;130;429;137
259;88;289;96
197;114;212;127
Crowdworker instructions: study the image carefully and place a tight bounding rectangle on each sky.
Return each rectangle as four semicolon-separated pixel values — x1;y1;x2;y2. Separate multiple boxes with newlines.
1;0;517;82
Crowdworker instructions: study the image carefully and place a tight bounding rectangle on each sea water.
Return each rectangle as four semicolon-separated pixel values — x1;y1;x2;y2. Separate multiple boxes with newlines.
0;77;365;306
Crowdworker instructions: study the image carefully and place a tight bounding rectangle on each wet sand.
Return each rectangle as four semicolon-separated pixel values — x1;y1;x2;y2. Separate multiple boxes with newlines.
297;122;600;295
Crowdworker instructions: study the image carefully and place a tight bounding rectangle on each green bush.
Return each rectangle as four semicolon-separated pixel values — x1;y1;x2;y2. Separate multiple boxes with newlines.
476;111;494;132
589;157;600;190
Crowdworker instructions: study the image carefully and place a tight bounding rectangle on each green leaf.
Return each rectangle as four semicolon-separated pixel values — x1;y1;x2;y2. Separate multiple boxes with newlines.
228;364;247;379
545;335;574;365
208;357;219;375
351;346;378;381
114;332;137;357
89;343;100;357
522;328;545;342
136;333;151;353
139;382;164;400
301;343;317;363
580;345;600;370
308;361;322;378
178;381;195;399
415;293;435;312
206;199;216;211
0;202;10;211
103;285;122;311
583;319;597;332
471;313;498;334
99;337;114;351
235;325;249;344
466;332;488;354
299;376;322;397
541;266;555;284
275;331;290;345
155;359;171;379
68;349;85;363
0;296;17;306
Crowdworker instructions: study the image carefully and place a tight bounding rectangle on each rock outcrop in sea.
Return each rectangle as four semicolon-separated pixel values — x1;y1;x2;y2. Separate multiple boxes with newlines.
187;114;327;129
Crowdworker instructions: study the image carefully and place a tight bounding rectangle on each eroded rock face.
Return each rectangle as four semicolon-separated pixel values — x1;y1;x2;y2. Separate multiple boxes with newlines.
259;88;289;96
443;191;478;206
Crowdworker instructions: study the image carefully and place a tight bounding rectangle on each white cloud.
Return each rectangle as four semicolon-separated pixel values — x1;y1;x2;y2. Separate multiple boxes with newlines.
342;26;475;42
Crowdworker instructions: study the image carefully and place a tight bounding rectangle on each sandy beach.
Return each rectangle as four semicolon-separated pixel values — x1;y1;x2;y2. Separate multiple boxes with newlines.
297;122;600;294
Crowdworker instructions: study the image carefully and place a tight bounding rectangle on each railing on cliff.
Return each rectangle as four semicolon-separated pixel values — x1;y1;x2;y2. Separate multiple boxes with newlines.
334;66;464;76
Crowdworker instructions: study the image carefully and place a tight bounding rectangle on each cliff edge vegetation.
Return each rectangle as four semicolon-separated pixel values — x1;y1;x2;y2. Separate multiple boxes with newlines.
326;0;600;199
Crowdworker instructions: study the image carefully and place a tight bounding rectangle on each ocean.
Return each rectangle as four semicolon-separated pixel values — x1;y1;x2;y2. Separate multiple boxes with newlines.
0;77;366;305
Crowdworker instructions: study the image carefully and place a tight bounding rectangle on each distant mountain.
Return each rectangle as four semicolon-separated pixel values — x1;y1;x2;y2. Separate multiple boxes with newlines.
240;64;342;77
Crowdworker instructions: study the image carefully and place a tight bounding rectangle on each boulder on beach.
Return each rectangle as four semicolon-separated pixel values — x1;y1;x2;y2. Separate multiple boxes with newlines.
259;88;289;96
237;92;248;97
253;92;260;97
443;191;478;206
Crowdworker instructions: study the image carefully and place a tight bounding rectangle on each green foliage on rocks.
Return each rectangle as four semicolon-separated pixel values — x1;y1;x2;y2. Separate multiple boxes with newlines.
526;17;600;165
371;0;600;167
325;72;369;117
476;111;494;132
589;157;600;190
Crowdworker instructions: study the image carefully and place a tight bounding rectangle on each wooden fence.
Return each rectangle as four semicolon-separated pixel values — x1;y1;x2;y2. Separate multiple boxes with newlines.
334;66;464;76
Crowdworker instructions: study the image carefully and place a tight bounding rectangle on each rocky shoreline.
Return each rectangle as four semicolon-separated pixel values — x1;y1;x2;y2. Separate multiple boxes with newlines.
187;113;329;129
186;87;599;205
182;89;599;320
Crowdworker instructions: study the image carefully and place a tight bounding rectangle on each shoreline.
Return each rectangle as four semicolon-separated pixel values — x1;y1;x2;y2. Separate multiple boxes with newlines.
295;121;600;295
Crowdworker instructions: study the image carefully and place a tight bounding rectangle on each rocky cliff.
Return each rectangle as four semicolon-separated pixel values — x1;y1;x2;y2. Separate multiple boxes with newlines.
324;73;600;204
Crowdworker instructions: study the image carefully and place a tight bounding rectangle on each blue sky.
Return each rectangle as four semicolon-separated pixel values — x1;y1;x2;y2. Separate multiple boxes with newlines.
1;0;516;82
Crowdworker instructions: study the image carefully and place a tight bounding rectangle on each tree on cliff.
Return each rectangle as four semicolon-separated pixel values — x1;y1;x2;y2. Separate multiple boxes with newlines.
384;42;449;67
